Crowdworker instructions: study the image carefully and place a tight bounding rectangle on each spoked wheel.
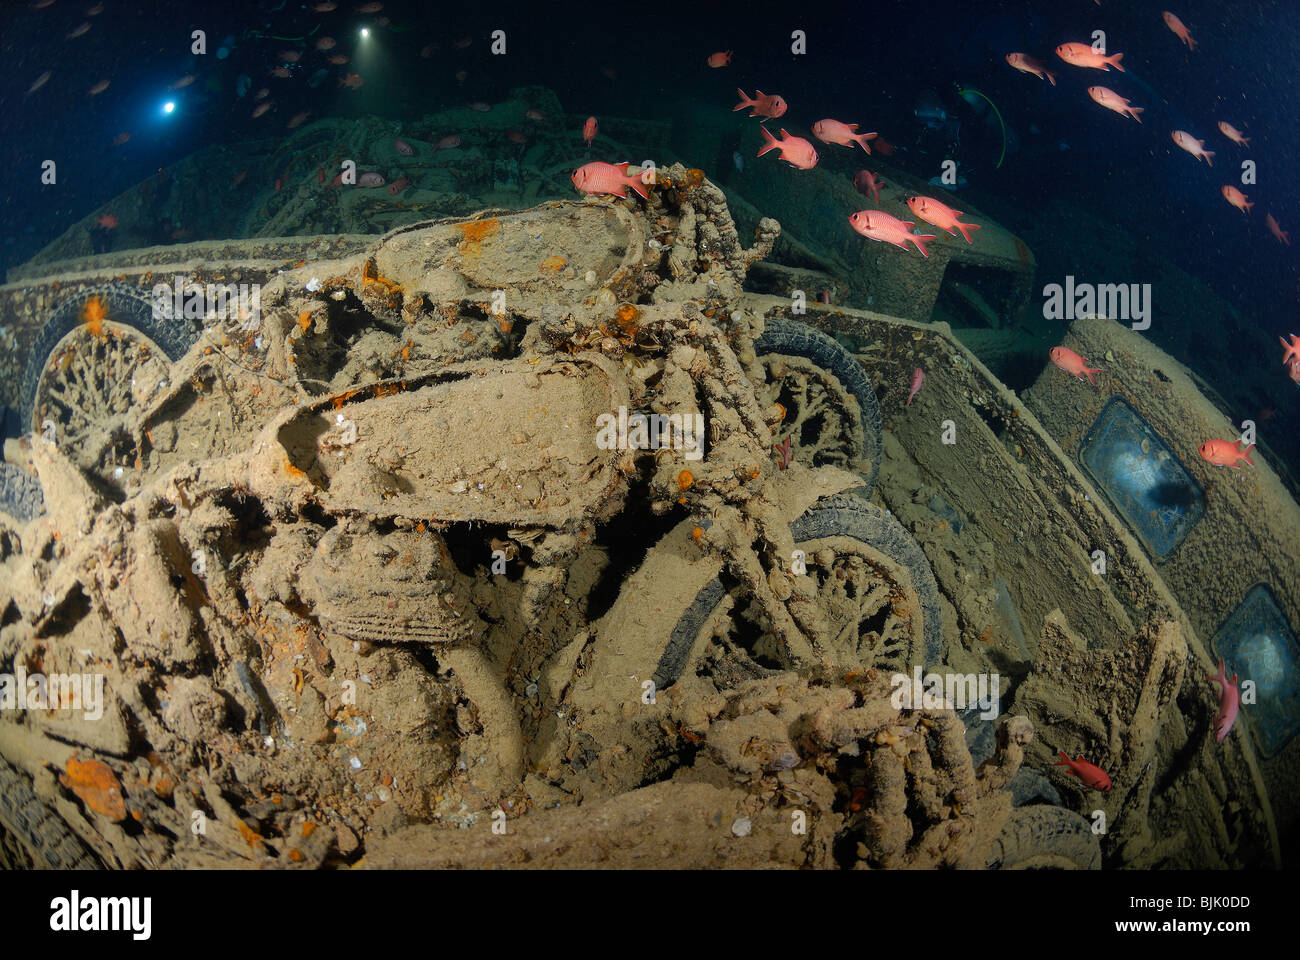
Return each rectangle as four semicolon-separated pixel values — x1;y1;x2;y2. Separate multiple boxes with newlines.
652;495;944;689
21;284;193;496
755;317;883;497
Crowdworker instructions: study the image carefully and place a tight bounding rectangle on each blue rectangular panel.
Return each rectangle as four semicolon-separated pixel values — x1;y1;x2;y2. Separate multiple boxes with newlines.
1214;583;1300;757
1079;398;1205;560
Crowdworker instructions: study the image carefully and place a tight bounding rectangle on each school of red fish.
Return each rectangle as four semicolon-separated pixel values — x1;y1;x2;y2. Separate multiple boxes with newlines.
575;13;1273;776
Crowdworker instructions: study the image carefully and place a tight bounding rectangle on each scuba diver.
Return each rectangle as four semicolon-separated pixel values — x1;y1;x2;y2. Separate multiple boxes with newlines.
909;84;1014;189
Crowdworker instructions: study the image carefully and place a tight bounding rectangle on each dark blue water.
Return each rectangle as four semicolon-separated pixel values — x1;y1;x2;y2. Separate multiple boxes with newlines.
2;0;1295;338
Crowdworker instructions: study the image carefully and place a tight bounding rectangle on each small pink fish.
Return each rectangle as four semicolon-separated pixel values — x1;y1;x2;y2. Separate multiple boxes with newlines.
1218;121;1250;147
1005;52;1057;85
1279;333;1300;366
707;51;732;68
583;116;598;143
1267;214;1290;246
525;109;547;121
287;111;310;129
315;36;336;51
394;138;414;156
853;169;885;205
1055;751;1111;791
848;210;935;258
387;177;410;195
571;161;651;200
1162;11;1198;51
757;126;818;169
66;22;92;39
733;88;787;119
88;79;110;96
812;118;877;153
1171;129;1215;165
1049;346;1101;385
328;55;349;65
279;50;301;63
436;134;462;149
906;367;924;406
357;171;386;187
1221;185;1253;214
169;74;196;89
1205;659;1239;742
1198;438;1254;469
251;102;273;118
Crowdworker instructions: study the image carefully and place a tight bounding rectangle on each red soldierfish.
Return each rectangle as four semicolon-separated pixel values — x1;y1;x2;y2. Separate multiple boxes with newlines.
571;161;651;199
1267;214;1290;246
1279;333;1300;366
1005;53;1056;85
1171;130;1215;165
853;169;885;205
907;368;924;406
1049;346;1101;385
906;196;981;244
1205;659;1239;743
848;210;936;258
1218;121;1250;147
387;178;410;195
1055;41;1125;72
812;119;877;153
1162;11;1198;51
707;51;732;68
757;127;818;169
1221;185;1253;214
1055;751;1111;791
733;88;787;119
1198;438;1254;468
1088;86;1144;122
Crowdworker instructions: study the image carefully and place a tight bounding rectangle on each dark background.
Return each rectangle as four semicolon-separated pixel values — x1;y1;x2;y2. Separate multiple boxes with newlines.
2;0;1296;339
